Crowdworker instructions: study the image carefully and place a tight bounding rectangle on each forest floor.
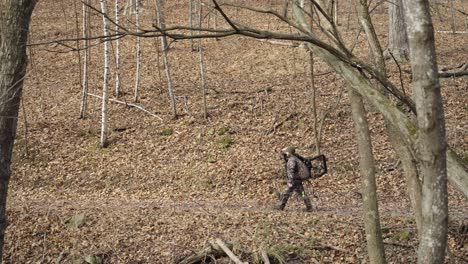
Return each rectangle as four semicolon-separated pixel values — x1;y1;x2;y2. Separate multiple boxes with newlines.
5;0;468;263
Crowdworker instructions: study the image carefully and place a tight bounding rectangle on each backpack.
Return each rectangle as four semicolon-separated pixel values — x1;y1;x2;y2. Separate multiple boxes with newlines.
297;154;328;181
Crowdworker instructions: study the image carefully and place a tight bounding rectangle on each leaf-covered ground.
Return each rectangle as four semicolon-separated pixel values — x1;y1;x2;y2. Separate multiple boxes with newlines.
6;0;467;263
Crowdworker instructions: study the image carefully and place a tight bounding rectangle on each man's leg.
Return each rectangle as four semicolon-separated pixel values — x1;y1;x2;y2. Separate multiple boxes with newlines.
278;186;294;210
296;183;313;211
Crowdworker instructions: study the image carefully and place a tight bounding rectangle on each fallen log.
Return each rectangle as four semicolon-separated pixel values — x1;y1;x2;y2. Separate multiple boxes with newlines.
178;243;226;264
179;239;244;264
213;238;247;264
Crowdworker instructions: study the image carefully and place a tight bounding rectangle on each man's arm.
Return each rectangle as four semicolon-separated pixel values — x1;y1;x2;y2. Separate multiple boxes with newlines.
286;158;298;184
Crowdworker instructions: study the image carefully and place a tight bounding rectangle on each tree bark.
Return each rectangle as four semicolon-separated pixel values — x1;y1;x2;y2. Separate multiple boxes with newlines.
355;0;422;234
349;89;387;264
198;0;208;119
100;0;110;148
80;0;90;118
387;0;409;62
0;0;36;259
115;0;122;98
134;0;141;103
155;0;177;119
291;3;468;200
402;1;448;263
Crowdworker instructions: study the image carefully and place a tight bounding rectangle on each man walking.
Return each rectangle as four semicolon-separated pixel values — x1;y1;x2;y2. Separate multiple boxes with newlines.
276;146;313;212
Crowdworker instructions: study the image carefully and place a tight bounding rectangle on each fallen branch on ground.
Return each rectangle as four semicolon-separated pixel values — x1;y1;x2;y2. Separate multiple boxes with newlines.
261;250;270;264
178;241;228;264
266;113;297;135
87;93;163;120
212;238;247;264
311;242;352;254
438;62;468;78
435;31;468;34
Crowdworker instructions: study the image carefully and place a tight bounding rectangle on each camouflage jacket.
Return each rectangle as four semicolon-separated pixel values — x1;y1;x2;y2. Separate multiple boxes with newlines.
286;155;311;183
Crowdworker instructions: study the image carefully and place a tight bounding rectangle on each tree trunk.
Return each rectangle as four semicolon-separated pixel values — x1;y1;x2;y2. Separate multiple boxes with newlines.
115;0;122;98
402;1;448;263
189;0;195;51
355;0;422;234
198;0;207;119
134;0;141;103
349;89;387;264
155;0;177;119
291;4;468;200
387;0;409;62
309;51;321;155
80;0;90;118
0;0;36;259
100;0;110;148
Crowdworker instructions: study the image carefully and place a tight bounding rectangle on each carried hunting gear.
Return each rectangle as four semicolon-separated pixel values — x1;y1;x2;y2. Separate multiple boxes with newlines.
280;152;328;181
277;148;328;211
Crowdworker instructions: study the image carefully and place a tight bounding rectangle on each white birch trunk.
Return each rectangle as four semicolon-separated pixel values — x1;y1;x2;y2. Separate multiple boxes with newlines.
115;0;121;98
198;0;207;119
100;0;110;148
134;0;141;102
80;0;90;119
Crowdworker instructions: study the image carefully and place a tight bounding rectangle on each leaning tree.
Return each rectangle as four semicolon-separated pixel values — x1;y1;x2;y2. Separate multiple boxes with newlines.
0;0;37;260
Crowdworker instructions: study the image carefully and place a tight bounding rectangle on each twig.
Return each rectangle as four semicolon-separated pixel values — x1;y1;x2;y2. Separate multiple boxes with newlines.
87;93;163;120
311;242;352;254
179;242;224;264
440;62;467;72
388;50;406;96
435;30;468;34
55;250;67;264
214;238;247;264
261;250;270;264
438;62;468;78
255;39;301;47
439;70;468;78
265;113;297;135
20;96;30;157
274;225;353;254
383;242;415;249
176;95;192;118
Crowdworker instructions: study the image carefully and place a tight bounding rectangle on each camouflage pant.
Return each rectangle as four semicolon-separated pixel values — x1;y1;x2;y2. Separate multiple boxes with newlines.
279;181;312;210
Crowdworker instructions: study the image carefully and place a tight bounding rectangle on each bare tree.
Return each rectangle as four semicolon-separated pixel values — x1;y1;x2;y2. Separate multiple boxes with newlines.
134;0;142;102
80;0;90;118
349;89;387;264
355;0;422;234
115;0;122;97
198;0;208;119
0;0;36;258
155;0;177;118
387;0;409;62
100;0;111;147
189;0;195;51
403;1;448;263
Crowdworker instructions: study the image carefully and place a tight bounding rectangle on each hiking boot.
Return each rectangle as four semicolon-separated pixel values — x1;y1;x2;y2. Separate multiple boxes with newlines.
304;207;313;212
